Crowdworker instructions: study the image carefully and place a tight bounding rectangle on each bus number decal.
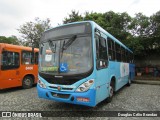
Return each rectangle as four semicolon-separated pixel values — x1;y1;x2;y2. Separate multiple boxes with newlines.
26;66;33;70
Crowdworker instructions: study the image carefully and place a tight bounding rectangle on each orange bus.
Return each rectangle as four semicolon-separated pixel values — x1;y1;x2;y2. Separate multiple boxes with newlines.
0;43;39;89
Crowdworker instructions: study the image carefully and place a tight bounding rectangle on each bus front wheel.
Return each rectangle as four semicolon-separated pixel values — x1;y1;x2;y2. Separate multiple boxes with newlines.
106;83;114;103
22;76;33;89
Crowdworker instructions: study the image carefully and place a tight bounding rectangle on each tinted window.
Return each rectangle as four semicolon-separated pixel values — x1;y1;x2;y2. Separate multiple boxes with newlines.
22;51;33;64
108;38;116;61
95;33;108;69
115;43;121;62
1;51;19;70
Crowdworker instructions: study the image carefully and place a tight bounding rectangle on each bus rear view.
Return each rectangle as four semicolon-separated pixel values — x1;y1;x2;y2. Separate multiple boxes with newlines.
37;21;135;107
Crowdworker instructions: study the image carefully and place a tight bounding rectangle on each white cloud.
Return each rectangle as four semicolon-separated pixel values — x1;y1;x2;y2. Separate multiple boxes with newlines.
0;0;160;37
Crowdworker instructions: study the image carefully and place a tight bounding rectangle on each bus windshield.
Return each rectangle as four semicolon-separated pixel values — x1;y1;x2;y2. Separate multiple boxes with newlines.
39;35;92;75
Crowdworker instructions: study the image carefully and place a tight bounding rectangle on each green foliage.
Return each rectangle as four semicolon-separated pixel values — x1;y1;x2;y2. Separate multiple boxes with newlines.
63;10;83;24
84;12;106;28
104;11;132;41
62;10;160;57
128;13;151;37
0;36;20;45
149;11;160;51
18;17;51;48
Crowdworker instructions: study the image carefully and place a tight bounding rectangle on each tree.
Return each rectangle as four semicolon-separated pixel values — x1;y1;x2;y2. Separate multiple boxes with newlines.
0;36;20;45
128;12;160;56
128;13;151;37
62;10;160;57
18;17;51;48
63;10;132;41
84;12;106;27
149;11;160;51
63;10;83;24
104;11;132;41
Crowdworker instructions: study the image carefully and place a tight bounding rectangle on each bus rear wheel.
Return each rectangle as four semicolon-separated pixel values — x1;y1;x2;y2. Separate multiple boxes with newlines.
127;78;131;86
22;76;33;89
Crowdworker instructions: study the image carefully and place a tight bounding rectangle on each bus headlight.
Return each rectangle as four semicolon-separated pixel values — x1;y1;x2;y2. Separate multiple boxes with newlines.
76;79;94;92
38;79;46;88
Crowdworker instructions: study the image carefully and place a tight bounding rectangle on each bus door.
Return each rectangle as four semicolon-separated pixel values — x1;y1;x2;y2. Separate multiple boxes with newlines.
21;51;34;77
95;34;109;103
0;50;21;89
21;50;38;85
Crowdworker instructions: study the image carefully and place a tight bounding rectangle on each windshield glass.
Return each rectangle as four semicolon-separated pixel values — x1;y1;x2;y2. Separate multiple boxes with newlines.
39;35;92;75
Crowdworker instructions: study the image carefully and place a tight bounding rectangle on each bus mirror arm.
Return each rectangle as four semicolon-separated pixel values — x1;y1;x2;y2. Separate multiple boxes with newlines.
40;47;43;55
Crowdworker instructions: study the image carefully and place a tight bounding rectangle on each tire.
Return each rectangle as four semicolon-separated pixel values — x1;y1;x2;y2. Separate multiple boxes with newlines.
106;83;114;103
22;76;33;89
127;78;131;86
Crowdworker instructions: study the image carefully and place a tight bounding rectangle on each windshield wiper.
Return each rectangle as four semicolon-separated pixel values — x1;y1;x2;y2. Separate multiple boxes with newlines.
48;40;56;53
61;35;77;58
62;35;77;50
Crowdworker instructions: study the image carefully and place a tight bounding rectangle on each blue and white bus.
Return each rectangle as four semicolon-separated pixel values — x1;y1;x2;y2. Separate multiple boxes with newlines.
37;21;135;107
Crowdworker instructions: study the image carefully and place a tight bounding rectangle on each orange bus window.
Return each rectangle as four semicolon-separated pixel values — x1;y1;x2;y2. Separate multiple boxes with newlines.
22;51;33;65
1;51;19;70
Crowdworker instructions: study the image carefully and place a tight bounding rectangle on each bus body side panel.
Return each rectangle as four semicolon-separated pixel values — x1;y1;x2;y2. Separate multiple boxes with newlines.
129;63;135;81
91;22;110;105
95;68;110;104
0;44;2;81
20;64;38;85
0;65;23;89
0;48;21;89
0;43;39;89
113;62;129;91
94;61;130;104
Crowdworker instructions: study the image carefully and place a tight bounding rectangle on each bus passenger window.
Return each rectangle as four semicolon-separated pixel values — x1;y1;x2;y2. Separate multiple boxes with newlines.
115;43;121;62
1;51;19;70
108;38;116;61
22;51;33;65
95;35;108;69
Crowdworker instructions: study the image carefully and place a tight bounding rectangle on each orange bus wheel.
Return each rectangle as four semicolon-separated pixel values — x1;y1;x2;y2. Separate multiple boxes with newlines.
22;76;33;89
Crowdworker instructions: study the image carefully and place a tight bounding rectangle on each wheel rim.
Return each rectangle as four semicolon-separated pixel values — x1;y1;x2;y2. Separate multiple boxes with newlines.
24;78;31;86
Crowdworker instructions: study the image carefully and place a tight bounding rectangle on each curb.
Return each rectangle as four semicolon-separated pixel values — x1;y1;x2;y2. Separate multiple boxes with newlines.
132;80;160;85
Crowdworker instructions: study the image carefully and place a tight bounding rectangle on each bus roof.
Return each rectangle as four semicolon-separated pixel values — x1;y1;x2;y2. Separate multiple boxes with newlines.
44;21;133;53
0;43;39;52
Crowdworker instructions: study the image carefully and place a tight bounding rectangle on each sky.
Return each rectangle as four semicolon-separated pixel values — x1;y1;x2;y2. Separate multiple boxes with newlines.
0;0;160;37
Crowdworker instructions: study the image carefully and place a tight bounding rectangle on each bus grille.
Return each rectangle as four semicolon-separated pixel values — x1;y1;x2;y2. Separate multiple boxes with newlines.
49;86;73;91
39;73;81;85
51;92;70;99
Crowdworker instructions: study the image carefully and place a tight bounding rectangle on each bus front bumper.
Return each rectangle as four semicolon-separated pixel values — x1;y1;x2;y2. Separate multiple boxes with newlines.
37;85;96;107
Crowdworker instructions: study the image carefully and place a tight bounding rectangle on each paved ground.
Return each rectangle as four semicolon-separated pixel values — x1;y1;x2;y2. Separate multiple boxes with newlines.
0;84;160;120
132;79;160;85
